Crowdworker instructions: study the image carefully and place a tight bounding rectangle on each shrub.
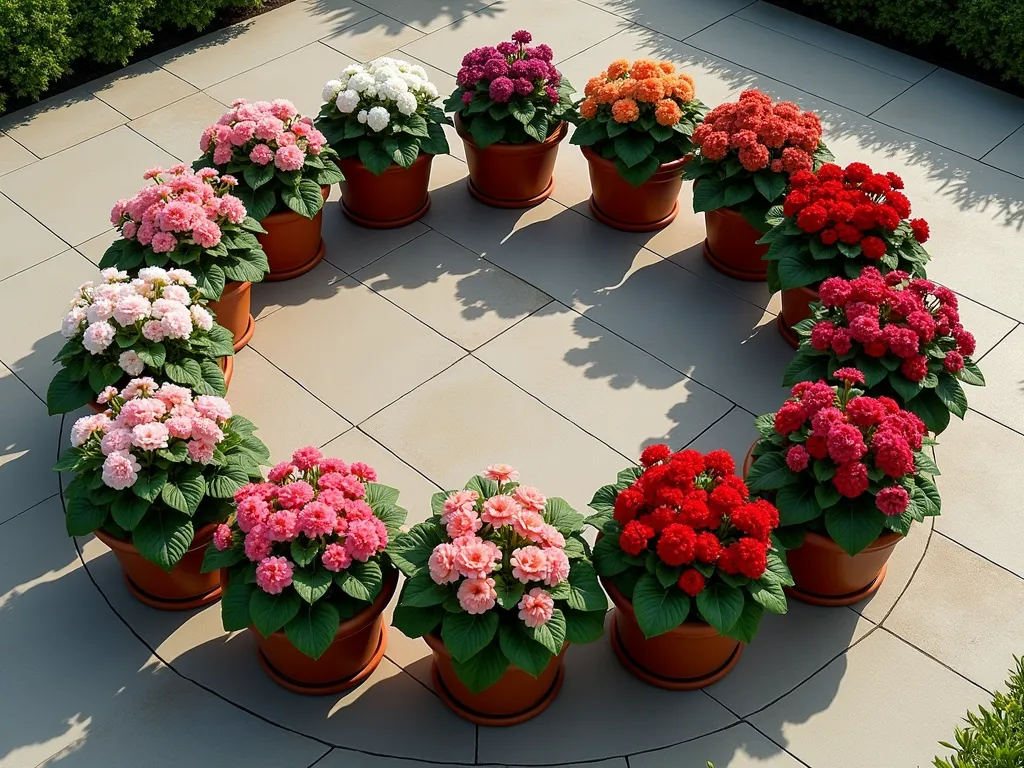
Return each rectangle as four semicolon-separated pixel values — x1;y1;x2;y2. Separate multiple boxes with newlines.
0;0;75;112
935;656;1024;767
953;0;1024;87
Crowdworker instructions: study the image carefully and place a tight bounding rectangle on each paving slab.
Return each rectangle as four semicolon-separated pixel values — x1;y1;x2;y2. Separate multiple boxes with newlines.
0;133;36;177
0;365;58;521
353;0;501;34
631;723;805;768
0;89;125;158
584;0;752;41
87;61;198;120
983;124;1024;178
129;91;230;163
320;14;425;60
0;193;67;281
963;324;1024;433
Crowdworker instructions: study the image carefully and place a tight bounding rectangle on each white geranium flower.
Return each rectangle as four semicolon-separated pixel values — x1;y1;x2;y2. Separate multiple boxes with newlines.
380;76;409;101
321;79;343;103
422;82;438;99
348;72;374;93
342;63;363;77
373;65;400;84
357;109;368;124
366;106;391;132
395;91;418;116
363;84;378;98
118;350;145;376
335;89;360;113
409;64;427;80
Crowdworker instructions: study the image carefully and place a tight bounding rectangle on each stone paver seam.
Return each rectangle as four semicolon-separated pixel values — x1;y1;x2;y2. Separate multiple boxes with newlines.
0;248;66;286
877;624;994;695
0;492;60;530
0;353;46;408
306;746;334;768
980;125;1024;164
8;120;127;164
0;189;72;256
0;131;39;174
974;321;1021;363
316;11;423;57
91;70;198;122
573;0;759;43
964;406;1024;441
931;529;1024;584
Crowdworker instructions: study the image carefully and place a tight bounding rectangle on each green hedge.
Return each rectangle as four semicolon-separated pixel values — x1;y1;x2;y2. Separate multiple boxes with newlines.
789;0;1024;88
0;0;262;114
935;656;1024;767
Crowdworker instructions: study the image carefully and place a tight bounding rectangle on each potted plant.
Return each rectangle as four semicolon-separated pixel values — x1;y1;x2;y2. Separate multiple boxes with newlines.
317;58;450;228
587;446;790;690
759;162;932;347
683;90;832;281
443;30;575;208
102;165;269;352
53;381;267;609
784;267;984;434
745;371;940;606
47;267;236;416
204;446;406;694
389;464;607;725
570;58;707;231
196;99;342;281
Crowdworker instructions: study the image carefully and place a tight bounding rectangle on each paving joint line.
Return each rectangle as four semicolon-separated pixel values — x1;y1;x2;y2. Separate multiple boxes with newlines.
0;492;60;530
962;406;1024;440
932;529;1024;583
975;322;1020;364
877;625;994;696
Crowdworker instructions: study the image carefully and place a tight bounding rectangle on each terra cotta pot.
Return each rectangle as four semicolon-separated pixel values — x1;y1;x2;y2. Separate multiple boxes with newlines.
603;576;741;690
424;631;567;726
87;356;232;413
582;145;688;232
208;280;254;351
785;530;903;607
455;114;567;208
338;153;433;228
250;568;398;695
703;207;769;281
94;522;222;610
256;186;329;281
778;285;820;348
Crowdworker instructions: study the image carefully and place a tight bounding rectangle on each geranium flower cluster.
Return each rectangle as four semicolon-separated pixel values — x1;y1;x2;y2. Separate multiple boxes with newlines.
783;162;930;252
771;372;926;514
691;89;822;173
322;58;439;132
70;379;232;490
455;30;561;105
612;447;778;593
810;268;977;381
427;464;569;626
199;98;327;173
110;165;246;253
579;58;697;127
61;267;213;368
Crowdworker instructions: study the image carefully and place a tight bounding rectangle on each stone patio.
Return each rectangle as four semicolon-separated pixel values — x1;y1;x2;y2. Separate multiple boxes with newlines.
2;1;1023;766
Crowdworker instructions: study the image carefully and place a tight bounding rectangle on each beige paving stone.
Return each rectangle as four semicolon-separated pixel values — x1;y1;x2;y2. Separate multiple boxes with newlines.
935;412;1024;578
885;534;1024;693
873;69;1024;159
0;133;36;176
0;367;57;523
362;356;629;509
250;255;352;320
401;0;624;75
736;2;936;82
477;614;735;763
956;295;1017;359
0;89;125;158
251;265;464;423
225;347;352;463
320;14;425;60
0;193;67;281
206;42;354;120
321;750;628;768
353;0;500;34
152;0;377;89
0;250;99;401
983;124;1024;178
129;91;229;162
687;405;758;460
707;604;873;716
750;629;988;768
851;517;933;623
687;16;911;114
0;126;176;246
631;723;805;768
585;0;751;40
963;325;1024;432
88;61;197;119
75;229;120;266
354;230;552;350
476;302;731;456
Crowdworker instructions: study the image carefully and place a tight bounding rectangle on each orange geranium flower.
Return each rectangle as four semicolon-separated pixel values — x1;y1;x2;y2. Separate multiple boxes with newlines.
635;77;666;103
597;81;621;104
584;76;606;98
654;98;682;126
618;78;638;99
630;58;660;80
611;98;640;123
658;61;676;74
607;58;630;80
579;97;598;119
672;73;696;102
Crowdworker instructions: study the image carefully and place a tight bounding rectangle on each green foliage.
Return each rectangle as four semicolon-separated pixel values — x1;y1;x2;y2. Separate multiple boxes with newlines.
935;656;1024;767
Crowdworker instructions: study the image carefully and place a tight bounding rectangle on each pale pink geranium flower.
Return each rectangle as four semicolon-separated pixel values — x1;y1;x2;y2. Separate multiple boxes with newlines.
538;524;565;549
276;131;297;147
161;285;191;306
518;588;554;628
510;546;549;584
244;524;273;561
267;461;297;483
298;501;337;538
151;231;177;253
236;496;270;533
213;143;233;165
86;297;114;324
250;144;274;165
428;542;460;585
131;422;169;451
512;485;546;512
484;463;519;483
344;518;384;562
123;376;158;399
187;440;215;464
265;509;299;542
276;481;314;509
442;489;479;522
190;417;224;445
342;499;373;521
82;321;115;354
348;462;376;481
481;495;521;528
70;413;109;447
118;350;145;376
195;395;232;423
230;121;256;146
192;219;222;249
322;543;352;572
102;450;141;490
274;145;305;171
457;576;497;615
455;538;501;579
190;305;213;331
513;509;547;543
219;195;246;224
213;524;233;551
160;309;194;340
446;507;482;538
141;320;165;342
255;556;294;595
155;382;191;408
112;295;151;326
118;398;165;427
96;386;119;405
291;445;323;470
543;548;570;586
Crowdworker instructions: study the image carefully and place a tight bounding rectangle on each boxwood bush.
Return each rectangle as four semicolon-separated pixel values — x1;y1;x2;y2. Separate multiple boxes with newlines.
0;0;261;114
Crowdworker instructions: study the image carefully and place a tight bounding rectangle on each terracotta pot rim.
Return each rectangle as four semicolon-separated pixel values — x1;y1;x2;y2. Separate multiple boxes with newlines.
581;143;691;175
601;574;721;639
94;521;220;555
260;186;331;224
337;151;433;176
802;529;904;553
219;280;252;296
454;113;569;151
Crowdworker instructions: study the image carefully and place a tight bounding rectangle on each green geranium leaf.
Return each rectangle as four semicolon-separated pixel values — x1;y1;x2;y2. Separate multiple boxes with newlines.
392;604;444;638
290;538;320;567
728;593;766;643
750;579;788;614
528;607;566;655
588;484;618;514
285;600;340;660
442;610;499;662
904;389;952;434
494;576;525;610
206;463;249;499
202;540;245;572
131;507;193;571
110;491;150;531
65;495;108;536
160;467;206;515
337;559;383;603
292;562;333;604
783;349;830;387
776;482;822;525
243;162;274;190
499;620;551;677
544;496;586;533
132;469;168;503
47;369;95;415
564;560;607;612
450;640;508;694
632;573;690;639
389;522;446;576
746;451;799;492
220;581;254;631
563;607;607;644
935;373;968;418
249;587;301;637
591;533;633;576
165;359;203;387
399;572;449;607
824;499;887;556
357;139;394;176
695;581;745;635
